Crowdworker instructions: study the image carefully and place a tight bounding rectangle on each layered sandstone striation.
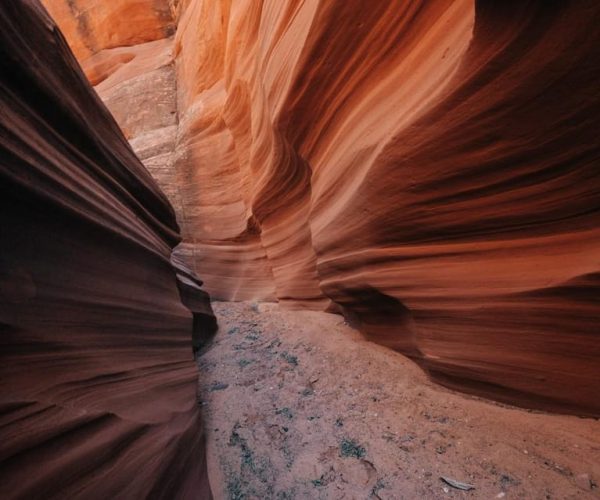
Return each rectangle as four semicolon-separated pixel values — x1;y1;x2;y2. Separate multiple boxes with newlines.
43;0;600;416
0;1;215;497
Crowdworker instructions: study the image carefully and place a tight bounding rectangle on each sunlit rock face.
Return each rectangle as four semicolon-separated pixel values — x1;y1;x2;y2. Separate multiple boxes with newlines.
44;0;600;416
0;1;214;497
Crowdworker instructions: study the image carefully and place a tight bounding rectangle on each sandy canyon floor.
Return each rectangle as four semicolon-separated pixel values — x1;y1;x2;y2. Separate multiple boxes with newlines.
198;302;599;500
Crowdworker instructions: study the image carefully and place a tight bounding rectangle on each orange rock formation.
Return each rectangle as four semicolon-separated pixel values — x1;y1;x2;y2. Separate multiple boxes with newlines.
42;0;600;416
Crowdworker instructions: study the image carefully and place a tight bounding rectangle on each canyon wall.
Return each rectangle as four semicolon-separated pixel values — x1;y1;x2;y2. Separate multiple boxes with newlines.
43;0;600;416
0;1;215;497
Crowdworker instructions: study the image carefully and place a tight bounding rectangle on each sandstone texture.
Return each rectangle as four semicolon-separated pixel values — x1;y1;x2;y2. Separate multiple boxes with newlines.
43;0;600;416
0;1;215;498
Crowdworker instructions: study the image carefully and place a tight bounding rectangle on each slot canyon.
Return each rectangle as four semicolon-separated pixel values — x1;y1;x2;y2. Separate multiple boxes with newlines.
0;0;598;498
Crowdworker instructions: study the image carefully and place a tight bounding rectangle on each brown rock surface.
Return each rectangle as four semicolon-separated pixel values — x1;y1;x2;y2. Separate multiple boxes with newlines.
43;0;600;416
0;1;215;497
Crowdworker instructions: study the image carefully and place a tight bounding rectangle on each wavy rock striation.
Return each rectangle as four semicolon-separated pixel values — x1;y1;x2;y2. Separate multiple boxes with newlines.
44;0;600;416
0;1;215;497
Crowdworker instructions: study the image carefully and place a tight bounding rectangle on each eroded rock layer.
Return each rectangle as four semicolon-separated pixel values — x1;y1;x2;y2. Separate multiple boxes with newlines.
45;0;600;416
0;1;214;497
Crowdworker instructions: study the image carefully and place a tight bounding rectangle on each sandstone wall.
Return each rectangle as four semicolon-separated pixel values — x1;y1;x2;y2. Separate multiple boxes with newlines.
0;1;214;497
43;0;600;416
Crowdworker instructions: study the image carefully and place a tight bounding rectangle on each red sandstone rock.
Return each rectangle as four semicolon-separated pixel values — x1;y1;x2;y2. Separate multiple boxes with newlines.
41;0;175;60
43;0;600;416
0;1;215;497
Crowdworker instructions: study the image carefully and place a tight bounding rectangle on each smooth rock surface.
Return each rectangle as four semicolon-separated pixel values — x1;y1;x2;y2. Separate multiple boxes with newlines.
44;0;600;416
0;1;215;497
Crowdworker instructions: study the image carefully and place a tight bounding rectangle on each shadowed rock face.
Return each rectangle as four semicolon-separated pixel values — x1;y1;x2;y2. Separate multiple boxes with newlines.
43;0;600;416
0;1;215;497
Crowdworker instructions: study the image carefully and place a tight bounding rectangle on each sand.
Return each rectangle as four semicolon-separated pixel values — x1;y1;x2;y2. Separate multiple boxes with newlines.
198;302;599;499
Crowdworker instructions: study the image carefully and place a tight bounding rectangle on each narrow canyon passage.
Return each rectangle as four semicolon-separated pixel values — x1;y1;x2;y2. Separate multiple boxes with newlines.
199;303;599;499
1;0;599;498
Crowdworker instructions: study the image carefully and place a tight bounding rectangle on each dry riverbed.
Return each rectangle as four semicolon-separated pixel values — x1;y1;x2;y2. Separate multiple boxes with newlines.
198;302;599;499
